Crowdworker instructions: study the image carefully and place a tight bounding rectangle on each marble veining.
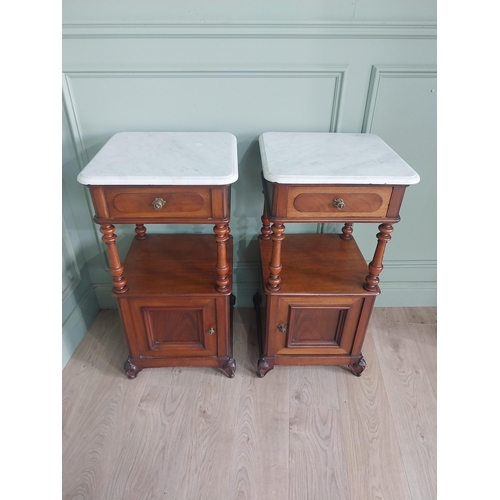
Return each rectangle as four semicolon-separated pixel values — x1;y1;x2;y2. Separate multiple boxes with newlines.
259;132;420;185
77;132;238;185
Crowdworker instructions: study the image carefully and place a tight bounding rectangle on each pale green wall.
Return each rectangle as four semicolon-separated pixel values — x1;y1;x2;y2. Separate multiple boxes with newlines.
62;106;100;368
62;1;437;367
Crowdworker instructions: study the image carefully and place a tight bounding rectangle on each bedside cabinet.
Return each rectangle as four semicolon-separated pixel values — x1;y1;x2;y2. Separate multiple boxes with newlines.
77;132;238;379
254;132;420;377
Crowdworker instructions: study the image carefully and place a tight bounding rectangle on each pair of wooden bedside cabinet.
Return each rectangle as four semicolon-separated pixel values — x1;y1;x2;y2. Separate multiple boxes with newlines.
77;131;419;379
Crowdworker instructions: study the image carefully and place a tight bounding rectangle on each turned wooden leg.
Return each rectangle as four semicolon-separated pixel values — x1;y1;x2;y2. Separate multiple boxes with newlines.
253;292;275;377
124;357;142;379
266;222;286;292
134;224;147;240
340;223;354;240
218;293;236;378
213;223;230;293
99;224;128;294
260;203;271;240
347;355;366;377
364;223;394;292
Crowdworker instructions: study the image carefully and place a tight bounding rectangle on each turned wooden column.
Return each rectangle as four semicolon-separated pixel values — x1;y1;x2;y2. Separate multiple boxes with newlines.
99;224;128;294
134;224;147;240
364;223;394;292
260;204;271;240
340;223;354;240
266;222;286;292
213;223;230;292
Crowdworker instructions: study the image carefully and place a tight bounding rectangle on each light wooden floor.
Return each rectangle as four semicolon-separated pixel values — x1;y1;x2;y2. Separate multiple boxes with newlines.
62;306;437;500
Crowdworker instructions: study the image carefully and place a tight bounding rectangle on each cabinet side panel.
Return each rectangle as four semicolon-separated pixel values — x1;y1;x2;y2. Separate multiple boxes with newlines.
89;186;109;219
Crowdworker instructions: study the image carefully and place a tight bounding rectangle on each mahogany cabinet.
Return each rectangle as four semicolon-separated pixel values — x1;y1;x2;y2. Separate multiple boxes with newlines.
78;132;238;378
255;132;420;377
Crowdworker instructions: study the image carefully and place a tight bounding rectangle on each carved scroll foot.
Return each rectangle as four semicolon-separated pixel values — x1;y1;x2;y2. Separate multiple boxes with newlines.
257;357;274;378
124;357;142;379
220;357;236;378
347;356;366;377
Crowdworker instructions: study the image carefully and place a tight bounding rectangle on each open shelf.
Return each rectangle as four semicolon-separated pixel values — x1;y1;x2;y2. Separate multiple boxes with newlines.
119;233;233;297
259;233;377;296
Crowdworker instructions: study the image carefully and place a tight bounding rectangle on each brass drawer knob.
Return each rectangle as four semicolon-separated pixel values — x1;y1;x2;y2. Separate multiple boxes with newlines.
152;198;166;210
333;198;345;210
278;324;287;333
207;327;215;335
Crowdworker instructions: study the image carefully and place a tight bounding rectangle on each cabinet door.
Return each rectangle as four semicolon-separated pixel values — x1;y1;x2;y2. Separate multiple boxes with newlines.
267;296;365;356
120;297;218;358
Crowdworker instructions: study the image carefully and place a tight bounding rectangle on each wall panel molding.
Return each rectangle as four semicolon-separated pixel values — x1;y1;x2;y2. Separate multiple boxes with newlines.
372;281;436;307
62;218;81;301
360;64;437;305
62;68;347;158
362;65;437;133
62;285;100;369
63;74;107;270
62;74;90;168
379;259;437;269
62;21;437;39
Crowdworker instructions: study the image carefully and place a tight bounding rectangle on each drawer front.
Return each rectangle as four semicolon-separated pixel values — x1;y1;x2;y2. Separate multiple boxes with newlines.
120;296;218;358
286;186;392;219
90;185;230;221
267;295;365;356
104;186;213;219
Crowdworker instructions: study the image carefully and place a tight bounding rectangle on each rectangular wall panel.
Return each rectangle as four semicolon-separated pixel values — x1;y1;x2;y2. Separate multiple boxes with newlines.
360;66;437;262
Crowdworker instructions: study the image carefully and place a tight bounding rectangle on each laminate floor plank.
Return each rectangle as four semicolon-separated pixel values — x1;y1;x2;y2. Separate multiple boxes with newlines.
287;355;349;499
232;307;261;376
289;406;351;500
62;306;437;500
101;384;200;500
183;366;244;499
227;308;290;500
289;365;341;410
62;375;151;500
62;315;151;500
410;323;437;398
403;306;437;326
62;310;125;438
337;329;413;500
146;364;219;388
371;308;437;500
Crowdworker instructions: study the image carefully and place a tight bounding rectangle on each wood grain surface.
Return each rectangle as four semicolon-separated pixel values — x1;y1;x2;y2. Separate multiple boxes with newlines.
63;306;437;500
371;308;437;500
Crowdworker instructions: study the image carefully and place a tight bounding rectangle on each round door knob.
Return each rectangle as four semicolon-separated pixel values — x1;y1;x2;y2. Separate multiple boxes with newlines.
207;327;215;335
152;198;166;210
333;198;345;210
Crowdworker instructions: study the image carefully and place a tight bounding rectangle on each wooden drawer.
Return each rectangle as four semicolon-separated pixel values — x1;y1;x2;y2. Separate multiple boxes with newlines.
286;186;392;219
90;185;230;222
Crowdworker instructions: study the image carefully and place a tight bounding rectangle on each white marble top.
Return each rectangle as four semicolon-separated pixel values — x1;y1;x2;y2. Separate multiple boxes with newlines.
77;132;238;185
259;132;420;185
